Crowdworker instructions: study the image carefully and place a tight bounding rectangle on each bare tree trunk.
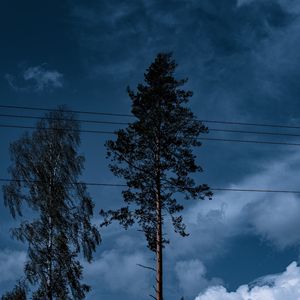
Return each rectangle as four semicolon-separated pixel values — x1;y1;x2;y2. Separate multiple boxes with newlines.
155;122;163;300
156;186;163;300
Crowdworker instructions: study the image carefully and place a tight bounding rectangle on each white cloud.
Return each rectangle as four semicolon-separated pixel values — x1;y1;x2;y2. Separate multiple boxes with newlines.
195;262;300;300
244;193;300;248
0;250;26;283
84;249;152;296
4;64;63;92
175;259;223;297
167;150;300;260
23;65;63;91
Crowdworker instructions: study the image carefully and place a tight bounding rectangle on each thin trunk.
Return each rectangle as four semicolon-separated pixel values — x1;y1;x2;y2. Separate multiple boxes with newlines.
155;109;163;300
156;183;163;300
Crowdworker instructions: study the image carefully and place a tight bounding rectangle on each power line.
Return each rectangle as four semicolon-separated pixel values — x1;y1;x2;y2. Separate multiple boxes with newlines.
211;188;300;193
0;113;129;125
201;119;300;129
0;124;115;135
2;113;300;138
209;128;300;138
199;137;300;146
1;104;300;130
2;124;300;146
0;104;133;118
0;178;299;194
0;178;126;187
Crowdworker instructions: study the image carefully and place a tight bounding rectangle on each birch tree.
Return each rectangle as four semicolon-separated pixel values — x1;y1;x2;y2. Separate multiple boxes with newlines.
2;107;101;299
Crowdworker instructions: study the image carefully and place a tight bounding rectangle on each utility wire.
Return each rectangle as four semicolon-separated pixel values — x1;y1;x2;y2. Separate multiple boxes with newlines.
0;104;133;118
2;113;300;138
0;178;299;194
199;137;300;146
0;178;126;187
208;128;300;138
2;124;300;146
0;124;115;135
200;119;300;129
0;113;129;125
1;104;300;129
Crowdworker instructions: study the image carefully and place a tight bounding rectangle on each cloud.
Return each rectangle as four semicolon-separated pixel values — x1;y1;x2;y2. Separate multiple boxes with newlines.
0;250;26;283
175;259;223;297
23;65;63;91
4;74;27;92
84;249;152;296
195;261;300;300
4;64;63;92
243;193;300;249
166;150;300;261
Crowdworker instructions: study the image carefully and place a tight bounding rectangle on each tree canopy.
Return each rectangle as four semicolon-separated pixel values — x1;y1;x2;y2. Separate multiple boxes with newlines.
101;53;212;300
2;107;101;299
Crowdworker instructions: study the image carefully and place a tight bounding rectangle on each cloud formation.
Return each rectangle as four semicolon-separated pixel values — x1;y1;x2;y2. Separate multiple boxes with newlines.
84;249;151;297
167;150;300;261
23;65;63;91
195;262;300;300
175;259;223;297
4;64;63;92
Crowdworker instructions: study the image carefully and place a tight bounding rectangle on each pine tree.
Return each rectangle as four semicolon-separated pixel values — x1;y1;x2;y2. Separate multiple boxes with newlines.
100;53;212;300
2;107;101;299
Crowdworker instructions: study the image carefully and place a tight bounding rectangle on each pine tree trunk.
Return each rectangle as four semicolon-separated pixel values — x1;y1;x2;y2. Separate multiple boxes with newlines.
155;125;163;300
156;185;163;300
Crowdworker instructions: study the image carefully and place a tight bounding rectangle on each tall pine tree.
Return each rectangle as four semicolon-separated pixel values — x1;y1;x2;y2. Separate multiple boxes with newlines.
2;107;101;299
100;53;212;300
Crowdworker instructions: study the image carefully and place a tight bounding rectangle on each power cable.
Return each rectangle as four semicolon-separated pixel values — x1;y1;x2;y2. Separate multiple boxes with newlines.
0;124;115;135
1;104;300;129
199;137;300;146
0;178;299;194
0;104;133;117
1;124;300;146
0;113;129;125
2;113;300;138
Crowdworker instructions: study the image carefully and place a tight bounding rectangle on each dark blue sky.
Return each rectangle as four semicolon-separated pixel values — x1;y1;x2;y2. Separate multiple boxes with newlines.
1;0;300;299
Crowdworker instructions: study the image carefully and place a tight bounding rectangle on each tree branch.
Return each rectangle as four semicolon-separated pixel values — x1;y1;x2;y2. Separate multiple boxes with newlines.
136;263;156;272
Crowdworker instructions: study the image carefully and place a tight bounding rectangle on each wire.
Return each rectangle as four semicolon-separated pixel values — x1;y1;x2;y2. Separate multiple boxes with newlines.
1;124;300;146
2;113;300;138
0;124;115;135
0;178;126;187
209;128;300;138
199;137;300;146
1;178;300;194
1;104;300;129
211;188;300;194
0;104;133;118
0;113;129;125
201;119;300;129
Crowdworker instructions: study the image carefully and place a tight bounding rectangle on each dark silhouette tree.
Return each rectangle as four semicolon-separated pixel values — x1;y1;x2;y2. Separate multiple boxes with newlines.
2;107;101;300
100;53;212;300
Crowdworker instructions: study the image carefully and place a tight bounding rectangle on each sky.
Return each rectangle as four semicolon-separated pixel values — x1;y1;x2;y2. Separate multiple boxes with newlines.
1;0;300;299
